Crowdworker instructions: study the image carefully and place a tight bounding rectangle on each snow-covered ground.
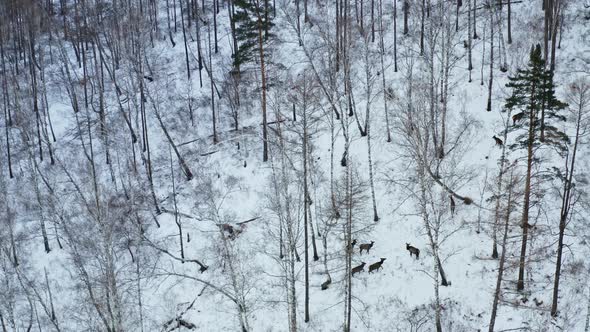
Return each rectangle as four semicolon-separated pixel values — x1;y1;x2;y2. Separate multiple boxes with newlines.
2;0;590;331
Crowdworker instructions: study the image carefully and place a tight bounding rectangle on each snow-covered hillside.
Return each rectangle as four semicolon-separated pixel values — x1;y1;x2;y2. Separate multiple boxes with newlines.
0;0;589;331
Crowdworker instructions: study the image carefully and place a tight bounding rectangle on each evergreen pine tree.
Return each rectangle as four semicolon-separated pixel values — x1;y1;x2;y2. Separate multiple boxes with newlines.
233;0;274;161
504;44;568;291
232;0;273;70
506;44;568;152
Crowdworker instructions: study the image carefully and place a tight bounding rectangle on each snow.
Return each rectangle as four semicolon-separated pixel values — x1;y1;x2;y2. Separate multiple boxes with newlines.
2;0;590;331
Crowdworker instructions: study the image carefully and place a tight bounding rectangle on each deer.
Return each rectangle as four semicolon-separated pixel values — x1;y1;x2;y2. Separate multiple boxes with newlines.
493;135;503;146
359;241;374;254
512;112;525;125
368;258;386;273
406;243;420;259
351;262;366;276
347;239;357;252
450;195;456;216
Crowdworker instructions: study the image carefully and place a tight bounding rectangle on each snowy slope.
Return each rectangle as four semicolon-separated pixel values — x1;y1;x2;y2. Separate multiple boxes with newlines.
2;0;590;332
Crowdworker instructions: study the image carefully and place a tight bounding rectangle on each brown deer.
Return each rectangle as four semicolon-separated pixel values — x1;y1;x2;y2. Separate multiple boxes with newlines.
493;135;503;146
359;241;374;254
347;239;357;252
512;112;525;125
368;258;386;273
406;243;420;259
351;262;366;276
